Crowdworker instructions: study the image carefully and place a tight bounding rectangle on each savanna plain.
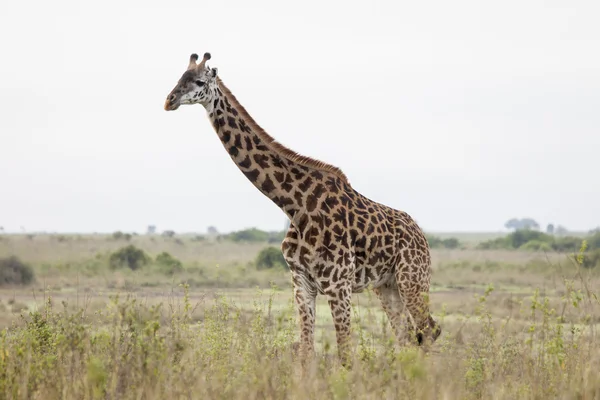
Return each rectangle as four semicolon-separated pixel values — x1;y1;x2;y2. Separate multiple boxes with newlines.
0;229;599;400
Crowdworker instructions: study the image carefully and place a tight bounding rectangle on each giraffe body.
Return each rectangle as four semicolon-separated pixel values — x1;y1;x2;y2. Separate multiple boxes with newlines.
164;52;441;366
282;184;439;365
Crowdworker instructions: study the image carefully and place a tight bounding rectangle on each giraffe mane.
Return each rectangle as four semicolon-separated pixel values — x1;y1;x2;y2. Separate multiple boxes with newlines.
216;78;350;185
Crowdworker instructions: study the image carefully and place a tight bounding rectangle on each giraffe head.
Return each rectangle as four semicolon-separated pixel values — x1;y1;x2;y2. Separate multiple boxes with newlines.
164;52;218;111
415;315;442;346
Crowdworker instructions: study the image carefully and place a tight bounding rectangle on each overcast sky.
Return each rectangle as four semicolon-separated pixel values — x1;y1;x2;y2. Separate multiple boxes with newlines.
1;0;599;234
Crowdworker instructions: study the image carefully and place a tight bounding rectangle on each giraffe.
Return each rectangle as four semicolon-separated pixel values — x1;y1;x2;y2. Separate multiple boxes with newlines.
164;52;441;366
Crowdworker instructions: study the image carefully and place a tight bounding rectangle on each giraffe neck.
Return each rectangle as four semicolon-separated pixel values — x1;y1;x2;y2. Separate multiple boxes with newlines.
204;78;348;221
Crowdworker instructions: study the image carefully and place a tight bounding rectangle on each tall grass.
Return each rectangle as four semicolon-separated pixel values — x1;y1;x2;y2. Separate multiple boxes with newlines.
1;271;599;398
0;236;599;398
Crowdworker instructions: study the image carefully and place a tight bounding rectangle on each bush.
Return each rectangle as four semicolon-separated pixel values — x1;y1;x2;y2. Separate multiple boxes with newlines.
519;240;552;251
478;231;553;250
255;247;288;270
225;228;285;243
508;230;553;249
109;245;149;270
582;249;600;269
228;228;270;242
477;237;511;250
441;238;460;249
426;235;442;248
426;235;462;249
587;232;600;250
552;236;585;252
111;231;132;241
0;256;35;285
155;252;184;275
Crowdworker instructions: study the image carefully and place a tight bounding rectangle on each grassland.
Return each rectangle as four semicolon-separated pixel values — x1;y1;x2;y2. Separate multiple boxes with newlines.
0;233;599;399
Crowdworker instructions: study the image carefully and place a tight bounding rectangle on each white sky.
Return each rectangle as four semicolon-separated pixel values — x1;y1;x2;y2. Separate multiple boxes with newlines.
0;0;599;234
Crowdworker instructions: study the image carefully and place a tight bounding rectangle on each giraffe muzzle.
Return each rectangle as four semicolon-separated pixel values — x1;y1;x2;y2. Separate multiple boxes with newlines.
164;94;180;111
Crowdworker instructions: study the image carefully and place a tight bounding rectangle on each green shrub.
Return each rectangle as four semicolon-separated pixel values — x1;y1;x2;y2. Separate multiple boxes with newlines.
225;228;285;243
552;236;585;252
109;245;149;270
442;238;460;249
582;249;600;269
111;231;132;241
155;252;184;275
426;235;461;249
228;228;270;242
426;235;442;248
587;232;600;250
519;240;552;251
0;256;35;285
476;237;512;250
478;230;553;250
255;247;288;270
508;230;553;248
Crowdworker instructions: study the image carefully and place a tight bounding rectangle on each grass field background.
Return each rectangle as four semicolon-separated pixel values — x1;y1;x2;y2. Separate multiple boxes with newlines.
0;232;598;399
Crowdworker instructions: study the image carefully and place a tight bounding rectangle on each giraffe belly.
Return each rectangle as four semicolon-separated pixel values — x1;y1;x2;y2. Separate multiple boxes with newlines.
352;264;395;293
351;233;399;293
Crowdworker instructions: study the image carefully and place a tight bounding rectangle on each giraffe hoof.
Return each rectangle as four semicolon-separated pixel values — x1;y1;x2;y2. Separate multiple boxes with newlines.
416;331;424;346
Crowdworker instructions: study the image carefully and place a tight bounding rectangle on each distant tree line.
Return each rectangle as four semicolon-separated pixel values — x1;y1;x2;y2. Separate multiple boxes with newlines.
478;230;600;268
504;218;570;236
212;228;463;250
426;235;461;249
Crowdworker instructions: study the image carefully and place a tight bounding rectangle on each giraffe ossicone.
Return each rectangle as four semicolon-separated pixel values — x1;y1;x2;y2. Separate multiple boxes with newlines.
164;51;441;366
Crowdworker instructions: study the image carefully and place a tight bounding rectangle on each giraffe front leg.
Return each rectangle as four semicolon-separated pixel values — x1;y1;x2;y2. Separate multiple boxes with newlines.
373;282;411;346
326;285;353;368
395;269;440;348
293;282;316;366
282;231;318;367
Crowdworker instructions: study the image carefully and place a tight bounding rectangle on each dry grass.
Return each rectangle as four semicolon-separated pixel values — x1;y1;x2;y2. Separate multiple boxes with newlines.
0;234;599;399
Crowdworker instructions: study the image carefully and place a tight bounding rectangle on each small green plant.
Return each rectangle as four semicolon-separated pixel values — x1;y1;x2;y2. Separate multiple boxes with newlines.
255;247;287;270
0;256;35;285
109;245;149;270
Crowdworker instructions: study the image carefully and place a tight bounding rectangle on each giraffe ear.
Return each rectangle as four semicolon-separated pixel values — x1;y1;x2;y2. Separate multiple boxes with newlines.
210;68;218;78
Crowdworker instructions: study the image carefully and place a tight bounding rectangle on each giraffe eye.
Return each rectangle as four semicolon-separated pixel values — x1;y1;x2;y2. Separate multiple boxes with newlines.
195;80;205;87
